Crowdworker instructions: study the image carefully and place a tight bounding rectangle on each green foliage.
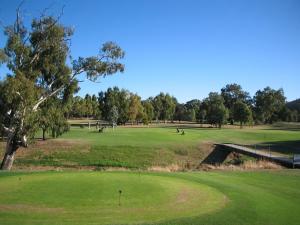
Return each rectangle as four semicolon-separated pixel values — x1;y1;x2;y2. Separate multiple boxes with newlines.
72;42;124;82
221;83;251;124
198;109;207;124
98;87;130;124
233;101;253;128
108;105;119;125
38;97;70;139
142;100;154;123
153;93;176;121
128;94;143;123
0;9;124;169
254;87;286;124
205;92;228;128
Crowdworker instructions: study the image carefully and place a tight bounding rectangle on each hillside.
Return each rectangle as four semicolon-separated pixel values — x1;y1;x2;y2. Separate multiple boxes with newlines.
286;99;300;112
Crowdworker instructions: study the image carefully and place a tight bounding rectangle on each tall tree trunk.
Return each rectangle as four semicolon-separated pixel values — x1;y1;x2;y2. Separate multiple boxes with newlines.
1;132;28;170
0;151;16;170
0;139;18;170
42;128;46;141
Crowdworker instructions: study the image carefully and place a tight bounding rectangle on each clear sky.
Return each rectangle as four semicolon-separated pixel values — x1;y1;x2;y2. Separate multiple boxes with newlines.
0;0;299;103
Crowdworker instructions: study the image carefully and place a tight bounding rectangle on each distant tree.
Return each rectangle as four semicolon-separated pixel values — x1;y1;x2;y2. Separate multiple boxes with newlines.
174;103;186;122
253;87;286;124
117;89;130;124
128;94;143;124
99;87;130;124
198;108;207;125
289;110;299;122
108;105;119;129
97;91;105;119
233;101;252;128
185;108;196;122
84;94;93;118
221;84;251;124
152;95;163;122
185;99;201;121
142;99;154;123
0;8;125;170
153;93;176;122
91;94;100;118
205;92;228;128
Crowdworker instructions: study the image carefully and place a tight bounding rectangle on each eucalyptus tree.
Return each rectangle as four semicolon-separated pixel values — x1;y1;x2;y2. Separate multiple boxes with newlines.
221;83;251;124
233;100;252;128
174;103;186;123
128;94;143;124
0;9;125;170
153;93;176;122
205;92;228;128
108;105;119;130
98;87;130;124
142;99;154;123
253;87;286;124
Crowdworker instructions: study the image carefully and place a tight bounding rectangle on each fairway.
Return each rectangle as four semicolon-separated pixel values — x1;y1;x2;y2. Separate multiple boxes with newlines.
10;124;300;170
1;171;300;225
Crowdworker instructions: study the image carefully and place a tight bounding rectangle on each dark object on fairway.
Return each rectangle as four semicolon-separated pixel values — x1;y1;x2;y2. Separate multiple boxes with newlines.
119;190;122;206
176;128;180;133
181;129;185;135
98;127;105;133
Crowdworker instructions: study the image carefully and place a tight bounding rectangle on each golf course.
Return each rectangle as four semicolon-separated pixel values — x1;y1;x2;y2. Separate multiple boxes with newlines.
1;124;300;224
8;123;300;170
1;170;300;225
1;1;300;224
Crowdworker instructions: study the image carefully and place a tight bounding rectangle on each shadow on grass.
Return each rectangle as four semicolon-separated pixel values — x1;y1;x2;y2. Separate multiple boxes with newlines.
201;145;231;165
245;140;300;155
262;123;300;132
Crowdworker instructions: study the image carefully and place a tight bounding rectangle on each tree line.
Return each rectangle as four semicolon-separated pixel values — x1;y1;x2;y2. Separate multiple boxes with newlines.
68;84;300;128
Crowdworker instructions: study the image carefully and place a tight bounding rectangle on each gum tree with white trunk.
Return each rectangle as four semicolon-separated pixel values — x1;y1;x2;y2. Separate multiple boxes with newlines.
0;6;125;170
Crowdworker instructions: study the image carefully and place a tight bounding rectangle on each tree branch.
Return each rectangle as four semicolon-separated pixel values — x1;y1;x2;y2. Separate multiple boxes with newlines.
30;5;66;66
32;85;64;111
2;126;13;134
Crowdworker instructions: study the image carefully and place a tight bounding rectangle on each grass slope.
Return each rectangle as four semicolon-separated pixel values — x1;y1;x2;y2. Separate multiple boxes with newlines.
0;170;300;225
10;125;300;169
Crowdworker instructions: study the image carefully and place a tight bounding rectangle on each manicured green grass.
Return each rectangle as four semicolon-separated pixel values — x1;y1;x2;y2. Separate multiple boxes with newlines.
0;170;300;225
12;125;300;169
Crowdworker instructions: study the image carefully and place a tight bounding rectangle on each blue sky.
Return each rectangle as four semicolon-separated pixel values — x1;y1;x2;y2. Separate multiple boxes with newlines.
0;0;299;103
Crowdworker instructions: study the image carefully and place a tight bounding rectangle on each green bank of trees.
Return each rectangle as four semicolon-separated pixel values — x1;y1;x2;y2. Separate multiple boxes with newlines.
69;83;298;128
83;88;177;125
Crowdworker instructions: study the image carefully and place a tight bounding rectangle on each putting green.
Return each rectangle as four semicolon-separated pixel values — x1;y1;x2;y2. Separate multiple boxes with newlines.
0;172;226;225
